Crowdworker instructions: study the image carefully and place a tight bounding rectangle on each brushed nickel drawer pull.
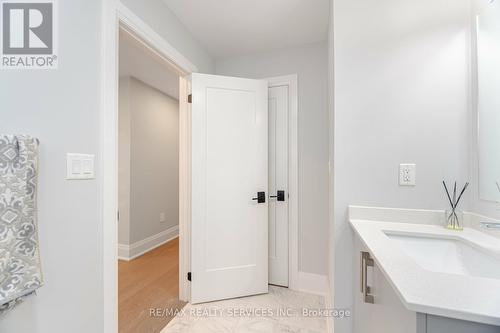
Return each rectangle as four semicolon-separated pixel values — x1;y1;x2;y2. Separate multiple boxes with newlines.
361;251;375;304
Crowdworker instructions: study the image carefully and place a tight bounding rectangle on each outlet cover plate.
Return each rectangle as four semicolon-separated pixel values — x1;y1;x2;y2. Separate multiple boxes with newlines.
399;163;416;186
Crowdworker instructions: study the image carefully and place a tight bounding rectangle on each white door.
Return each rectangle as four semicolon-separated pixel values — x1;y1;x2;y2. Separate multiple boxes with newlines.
268;85;289;287
190;73;269;304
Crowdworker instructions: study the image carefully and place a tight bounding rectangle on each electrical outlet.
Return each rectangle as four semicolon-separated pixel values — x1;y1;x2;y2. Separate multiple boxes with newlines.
399;164;416;186
160;213;166;223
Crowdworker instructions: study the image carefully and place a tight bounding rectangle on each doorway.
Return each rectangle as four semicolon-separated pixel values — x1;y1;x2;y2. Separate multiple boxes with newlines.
102;4;196;332
117;27;185;333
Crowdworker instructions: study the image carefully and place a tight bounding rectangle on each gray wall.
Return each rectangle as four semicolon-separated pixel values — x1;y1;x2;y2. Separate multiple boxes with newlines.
0;1;103;332
332;0;471;332
0;1;213;332
216;42;329;276
119;77;179;245
119;77;132;245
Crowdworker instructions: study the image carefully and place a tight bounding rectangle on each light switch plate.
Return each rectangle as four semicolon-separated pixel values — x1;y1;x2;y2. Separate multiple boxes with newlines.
67;154;95;180
399;163;416;186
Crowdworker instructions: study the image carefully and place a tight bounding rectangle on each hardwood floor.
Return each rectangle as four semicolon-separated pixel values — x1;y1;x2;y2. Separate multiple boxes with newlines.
119;238;186;333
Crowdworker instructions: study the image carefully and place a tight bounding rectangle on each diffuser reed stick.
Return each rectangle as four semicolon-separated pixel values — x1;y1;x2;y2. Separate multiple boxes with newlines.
442;181;469;230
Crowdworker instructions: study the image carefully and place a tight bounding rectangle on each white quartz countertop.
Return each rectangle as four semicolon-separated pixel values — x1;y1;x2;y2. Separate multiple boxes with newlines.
350;218;500;326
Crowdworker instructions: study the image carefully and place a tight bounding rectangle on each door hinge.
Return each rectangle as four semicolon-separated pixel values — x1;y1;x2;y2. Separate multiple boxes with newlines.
188;94;192;104
187;272;192;281
117;211;120;221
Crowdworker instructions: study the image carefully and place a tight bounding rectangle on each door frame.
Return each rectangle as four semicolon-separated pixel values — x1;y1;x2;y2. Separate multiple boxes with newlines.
102;2;195;332
266;75;299;290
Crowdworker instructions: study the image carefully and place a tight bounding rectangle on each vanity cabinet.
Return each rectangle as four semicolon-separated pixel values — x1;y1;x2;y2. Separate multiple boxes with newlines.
353;236;418;333
353;236;500;333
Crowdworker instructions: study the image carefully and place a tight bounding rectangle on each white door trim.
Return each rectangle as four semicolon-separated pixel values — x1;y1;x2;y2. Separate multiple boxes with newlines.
101;2;195;332
179;76;192;303
266;75;299;291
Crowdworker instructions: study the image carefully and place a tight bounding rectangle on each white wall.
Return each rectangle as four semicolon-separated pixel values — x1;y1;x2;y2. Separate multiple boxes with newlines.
332;0;471;332
120;0;214;73
0;1;213;332
216;43;330;276
119;77;179;245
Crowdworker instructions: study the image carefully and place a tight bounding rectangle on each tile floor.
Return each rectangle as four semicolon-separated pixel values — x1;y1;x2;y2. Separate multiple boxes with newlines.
161;286;327;333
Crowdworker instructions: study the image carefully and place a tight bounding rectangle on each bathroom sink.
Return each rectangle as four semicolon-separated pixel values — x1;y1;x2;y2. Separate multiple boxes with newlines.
386;233;500;280
350;216;500;325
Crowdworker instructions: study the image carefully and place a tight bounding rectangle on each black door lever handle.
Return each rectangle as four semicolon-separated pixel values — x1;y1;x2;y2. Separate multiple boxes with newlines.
270;190;285;202
252;192;266;203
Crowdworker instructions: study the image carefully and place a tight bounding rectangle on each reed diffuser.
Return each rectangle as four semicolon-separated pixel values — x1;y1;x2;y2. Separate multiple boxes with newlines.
442;181;469;231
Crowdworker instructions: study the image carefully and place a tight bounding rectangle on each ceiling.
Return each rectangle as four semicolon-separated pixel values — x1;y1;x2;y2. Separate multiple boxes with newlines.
163;0;330;59
119;30;180;99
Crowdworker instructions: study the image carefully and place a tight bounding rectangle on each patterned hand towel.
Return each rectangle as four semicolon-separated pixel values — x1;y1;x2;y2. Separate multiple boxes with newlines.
0;135;43;315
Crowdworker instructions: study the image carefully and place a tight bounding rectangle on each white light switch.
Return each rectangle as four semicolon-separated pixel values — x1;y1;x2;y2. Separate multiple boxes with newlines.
72;159;83;174
83;159;93;175
67;154;95;180
399;163;416;186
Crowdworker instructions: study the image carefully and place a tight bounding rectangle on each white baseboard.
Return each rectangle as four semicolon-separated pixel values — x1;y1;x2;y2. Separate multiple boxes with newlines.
118;225;179;261
117;243;129;260
293;271;329;296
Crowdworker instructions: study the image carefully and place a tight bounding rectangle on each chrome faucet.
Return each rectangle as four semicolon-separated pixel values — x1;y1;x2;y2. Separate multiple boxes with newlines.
480;221;500;229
